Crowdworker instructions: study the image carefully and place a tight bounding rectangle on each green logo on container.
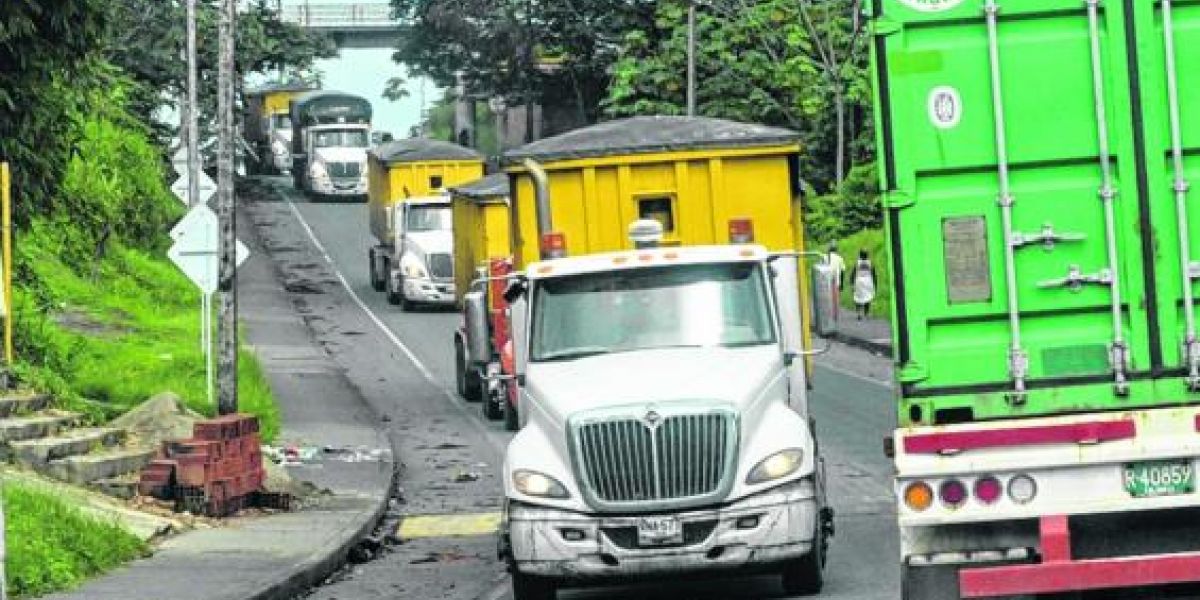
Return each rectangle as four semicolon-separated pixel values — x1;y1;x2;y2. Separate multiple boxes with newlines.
897;0;964;12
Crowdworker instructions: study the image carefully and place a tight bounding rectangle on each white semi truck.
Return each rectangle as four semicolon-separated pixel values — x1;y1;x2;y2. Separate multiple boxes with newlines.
289;91;371;200
383;194;457;309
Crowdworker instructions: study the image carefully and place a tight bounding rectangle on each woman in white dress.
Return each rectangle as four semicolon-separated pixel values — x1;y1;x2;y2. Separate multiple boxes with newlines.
852;250;876;320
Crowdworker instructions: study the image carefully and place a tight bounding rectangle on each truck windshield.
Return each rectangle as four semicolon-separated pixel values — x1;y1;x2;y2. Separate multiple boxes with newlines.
312;129;369;149
531;262;776;362
406;206;451;232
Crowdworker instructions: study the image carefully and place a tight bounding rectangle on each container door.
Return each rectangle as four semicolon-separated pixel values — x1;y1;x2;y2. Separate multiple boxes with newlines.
874;0;1152;425
1130;0;1200;391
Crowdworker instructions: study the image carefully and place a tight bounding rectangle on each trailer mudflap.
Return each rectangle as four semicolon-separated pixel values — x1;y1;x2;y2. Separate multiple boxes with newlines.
959;515;1200;597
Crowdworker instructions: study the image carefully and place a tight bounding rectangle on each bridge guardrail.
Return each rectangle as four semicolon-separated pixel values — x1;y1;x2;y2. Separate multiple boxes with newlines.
279;3;393;28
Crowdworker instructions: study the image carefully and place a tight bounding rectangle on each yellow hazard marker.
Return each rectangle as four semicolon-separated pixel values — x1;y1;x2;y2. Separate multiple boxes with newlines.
397;512;502;540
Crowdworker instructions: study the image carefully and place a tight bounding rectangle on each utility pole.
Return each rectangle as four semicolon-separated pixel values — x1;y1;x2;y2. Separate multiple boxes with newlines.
687;1;697;117
217;0;238;415
185;0;212;409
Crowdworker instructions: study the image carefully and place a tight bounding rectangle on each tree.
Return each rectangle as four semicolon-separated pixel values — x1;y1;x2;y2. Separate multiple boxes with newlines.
104;0;337;141
389;0;657;128
606;0;872;192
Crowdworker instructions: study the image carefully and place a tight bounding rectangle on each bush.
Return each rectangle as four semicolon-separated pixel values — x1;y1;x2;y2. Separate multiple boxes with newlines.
6;481;146;597
805;163;881;244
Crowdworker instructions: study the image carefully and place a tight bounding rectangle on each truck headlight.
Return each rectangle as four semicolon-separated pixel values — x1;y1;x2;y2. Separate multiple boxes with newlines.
400;254;429;279
513;470;570;499
746;449;804;485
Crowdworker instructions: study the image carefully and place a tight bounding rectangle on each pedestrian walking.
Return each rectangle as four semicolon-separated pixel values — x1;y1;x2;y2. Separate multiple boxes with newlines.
826;245;846;321
853;249;876;320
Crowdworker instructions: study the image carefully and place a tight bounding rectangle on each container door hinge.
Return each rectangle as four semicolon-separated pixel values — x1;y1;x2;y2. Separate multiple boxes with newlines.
1010;223;1085;251
1006;348;1029;406
1038;265;1112;292
1185;336;1200;392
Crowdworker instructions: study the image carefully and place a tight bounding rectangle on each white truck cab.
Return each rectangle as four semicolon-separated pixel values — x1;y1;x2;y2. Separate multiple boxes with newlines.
385;195;456;310
304;125;370;198
490;233;833;600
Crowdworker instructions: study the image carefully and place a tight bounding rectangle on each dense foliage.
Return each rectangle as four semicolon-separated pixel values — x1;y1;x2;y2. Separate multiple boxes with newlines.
606;0;872;193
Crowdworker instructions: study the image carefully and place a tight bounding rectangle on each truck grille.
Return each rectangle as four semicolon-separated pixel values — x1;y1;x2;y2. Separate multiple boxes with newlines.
428;253;453;280
572;407;738;511
327;161;361;178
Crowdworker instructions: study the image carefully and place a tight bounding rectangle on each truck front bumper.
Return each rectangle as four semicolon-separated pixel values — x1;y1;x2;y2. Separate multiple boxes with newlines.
401;277;456;305
506;479;817;582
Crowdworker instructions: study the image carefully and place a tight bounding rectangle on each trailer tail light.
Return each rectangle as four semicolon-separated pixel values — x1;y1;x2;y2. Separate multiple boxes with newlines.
1008;474;1038;505
729;218;755;243
974;476;1003;505
541;232;567;259
903;481;934;512
939;479;968;509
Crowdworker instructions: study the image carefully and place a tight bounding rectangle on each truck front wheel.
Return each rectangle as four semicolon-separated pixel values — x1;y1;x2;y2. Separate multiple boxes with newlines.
781;515;826;596
368;249;384;292
511;572;555;600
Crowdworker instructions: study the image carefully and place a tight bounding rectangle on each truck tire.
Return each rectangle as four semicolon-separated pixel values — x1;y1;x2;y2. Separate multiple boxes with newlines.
511;572;556;600
901;564;961;600
483;385;504;421
454;338;468;398
504;393;519;432
368;249;384;292
464;367;482;402
781;516;826;596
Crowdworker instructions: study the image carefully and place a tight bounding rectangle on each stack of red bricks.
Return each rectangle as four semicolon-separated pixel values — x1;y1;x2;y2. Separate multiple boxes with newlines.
139;414;265;517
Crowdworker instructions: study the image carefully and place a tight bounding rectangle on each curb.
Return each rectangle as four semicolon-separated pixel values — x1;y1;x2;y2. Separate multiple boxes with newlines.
832;332;894;358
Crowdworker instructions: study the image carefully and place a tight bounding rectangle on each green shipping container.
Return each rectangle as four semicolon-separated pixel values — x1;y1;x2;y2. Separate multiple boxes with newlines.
871;0;1200;426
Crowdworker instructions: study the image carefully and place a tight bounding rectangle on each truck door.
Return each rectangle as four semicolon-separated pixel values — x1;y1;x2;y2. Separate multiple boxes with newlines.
1130;0;1200;390
873;0;1154;424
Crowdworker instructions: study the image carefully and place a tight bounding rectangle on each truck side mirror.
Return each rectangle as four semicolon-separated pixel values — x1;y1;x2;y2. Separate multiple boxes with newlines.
503;278;527;304
510;294;529;380
463;291;491;365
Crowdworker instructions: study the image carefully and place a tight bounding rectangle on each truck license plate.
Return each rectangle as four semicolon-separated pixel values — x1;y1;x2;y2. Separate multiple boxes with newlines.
1124;460;1194;498
636;516;683;546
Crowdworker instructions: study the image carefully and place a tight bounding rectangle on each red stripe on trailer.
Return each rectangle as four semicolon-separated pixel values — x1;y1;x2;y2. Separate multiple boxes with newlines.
903;419;1136;455
960;552;1200;596
959;514;1200;597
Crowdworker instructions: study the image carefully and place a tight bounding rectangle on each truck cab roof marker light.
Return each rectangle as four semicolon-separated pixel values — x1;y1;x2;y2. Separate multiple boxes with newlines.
902;419;1136;455
540;232;567;260
729;218;755;244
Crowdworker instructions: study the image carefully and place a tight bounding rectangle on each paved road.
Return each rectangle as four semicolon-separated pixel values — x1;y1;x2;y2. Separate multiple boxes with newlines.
256;180;900;600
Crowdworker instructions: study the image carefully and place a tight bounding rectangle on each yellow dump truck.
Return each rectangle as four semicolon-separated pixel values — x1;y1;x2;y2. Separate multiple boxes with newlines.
448;173;511;303
454;116;814;429
242;82;316;175
366;139;484;309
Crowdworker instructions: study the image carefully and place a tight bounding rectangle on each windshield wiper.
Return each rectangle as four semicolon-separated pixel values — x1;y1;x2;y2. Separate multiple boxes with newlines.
536;347;611;362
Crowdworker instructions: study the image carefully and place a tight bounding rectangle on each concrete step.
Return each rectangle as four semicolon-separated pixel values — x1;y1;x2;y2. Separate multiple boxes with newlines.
0;412;79;444
0;393;51;418
11;427;125;468
47;446;156;485
90;473;140;500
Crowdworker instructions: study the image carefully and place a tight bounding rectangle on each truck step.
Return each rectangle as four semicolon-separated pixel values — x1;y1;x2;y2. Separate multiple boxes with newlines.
11;428;125;468
47;446;156;485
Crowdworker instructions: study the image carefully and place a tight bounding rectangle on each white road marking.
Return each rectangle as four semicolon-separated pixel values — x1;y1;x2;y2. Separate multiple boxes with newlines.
284;199;507;453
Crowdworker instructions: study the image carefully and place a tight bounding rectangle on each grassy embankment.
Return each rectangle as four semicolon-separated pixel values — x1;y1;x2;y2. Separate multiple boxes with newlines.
5;482;147;598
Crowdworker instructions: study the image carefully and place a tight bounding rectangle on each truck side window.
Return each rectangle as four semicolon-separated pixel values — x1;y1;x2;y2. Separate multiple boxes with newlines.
638;197;676;233
430;175;444;190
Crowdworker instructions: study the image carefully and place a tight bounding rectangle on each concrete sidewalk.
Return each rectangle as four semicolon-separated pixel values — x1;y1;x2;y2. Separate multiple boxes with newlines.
44;201;395;600
832;313;893;358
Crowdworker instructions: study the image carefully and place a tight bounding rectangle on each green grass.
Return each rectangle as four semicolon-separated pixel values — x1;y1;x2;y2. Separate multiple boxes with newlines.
12;232;279;442
5;481;147;598
828;228;892;319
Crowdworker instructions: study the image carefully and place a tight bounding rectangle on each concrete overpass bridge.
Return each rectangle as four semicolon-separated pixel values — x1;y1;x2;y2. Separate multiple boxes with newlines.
279;3;399;48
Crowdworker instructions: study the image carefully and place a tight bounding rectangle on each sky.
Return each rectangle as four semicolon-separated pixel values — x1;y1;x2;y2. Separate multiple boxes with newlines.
279;0;438;137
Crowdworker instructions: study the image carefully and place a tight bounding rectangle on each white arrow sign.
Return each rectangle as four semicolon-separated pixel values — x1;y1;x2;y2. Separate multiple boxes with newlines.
168;205;250;294
172;147;190;176
170;171;217;206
